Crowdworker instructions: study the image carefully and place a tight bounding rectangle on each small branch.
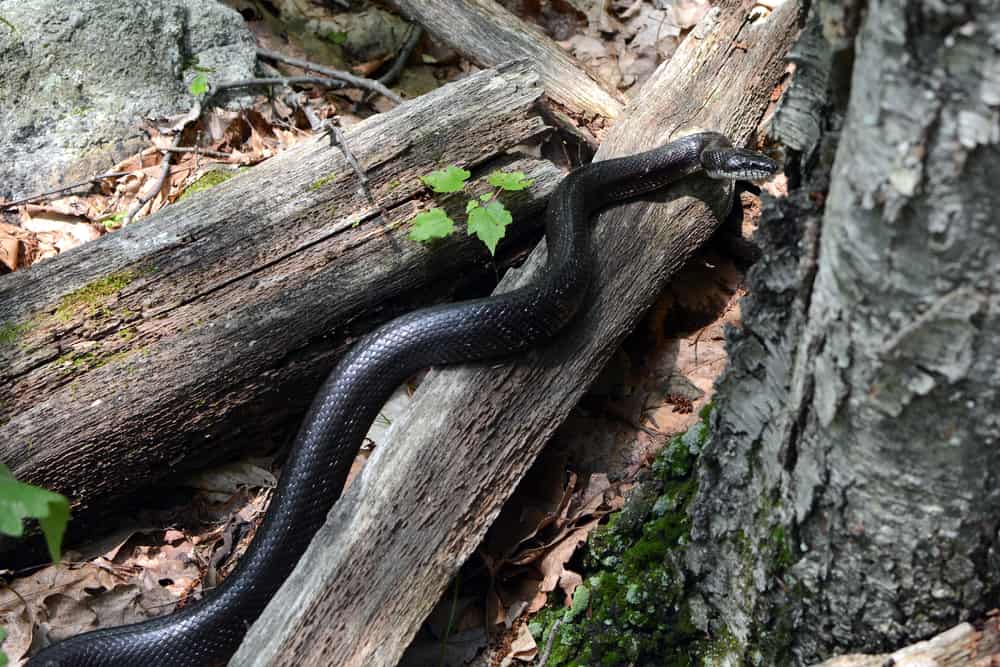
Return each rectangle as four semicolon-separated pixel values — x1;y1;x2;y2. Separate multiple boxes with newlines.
256;47;404;105
158;146;233;159
212;76;346;94
379;25;423;86
123;134;182;226
322;121;391;226
537;618;563;666
1;172;130;210
323;123;367;189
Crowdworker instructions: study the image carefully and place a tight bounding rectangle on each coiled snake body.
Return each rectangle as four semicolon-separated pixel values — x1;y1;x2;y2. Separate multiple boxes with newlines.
29;132;777;666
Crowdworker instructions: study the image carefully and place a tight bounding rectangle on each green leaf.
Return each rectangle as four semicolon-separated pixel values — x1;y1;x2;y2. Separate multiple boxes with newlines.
0;463;70;562
486;170;534;191
188;72;209;97
467;200;512;255
465;199;479;214
323;30;348;45
409;208;455;242
421;166;470;193
0;626;6;667
479;192;494;202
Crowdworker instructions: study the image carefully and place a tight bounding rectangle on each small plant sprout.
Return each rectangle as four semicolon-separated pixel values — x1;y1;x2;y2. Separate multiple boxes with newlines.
408;165;534;255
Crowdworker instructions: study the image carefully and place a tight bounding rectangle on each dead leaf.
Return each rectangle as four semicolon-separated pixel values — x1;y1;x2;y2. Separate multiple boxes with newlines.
184;461;277;497
505;622;538;664
527;521;600;613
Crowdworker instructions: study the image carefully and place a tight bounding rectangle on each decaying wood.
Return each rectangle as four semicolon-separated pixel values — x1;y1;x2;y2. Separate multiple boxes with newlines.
391;0;625;121
0;62;555;533
813;619;1000;667
233;3;801;666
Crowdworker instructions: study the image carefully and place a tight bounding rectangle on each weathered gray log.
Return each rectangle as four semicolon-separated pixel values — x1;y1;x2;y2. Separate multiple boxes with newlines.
233;2;800;665
390;0;625;120
0;62;555;527
813;621;1000;667
685;0;1000;662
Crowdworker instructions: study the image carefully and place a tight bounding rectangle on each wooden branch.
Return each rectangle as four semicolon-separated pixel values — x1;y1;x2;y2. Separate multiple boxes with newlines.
256;47;403;104
390;0;625;120
233;3;802;666
0;62;552;539
812;620;1000;667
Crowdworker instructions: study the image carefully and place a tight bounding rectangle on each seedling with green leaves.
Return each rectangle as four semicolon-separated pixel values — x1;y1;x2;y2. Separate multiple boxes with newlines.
0;463;69;563
409;165;534;255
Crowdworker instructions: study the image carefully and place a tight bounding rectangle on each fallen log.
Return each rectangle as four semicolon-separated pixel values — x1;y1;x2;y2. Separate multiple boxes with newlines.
812;620;1000;667
0;61;555;534
233;2;801;666
391;0;625;121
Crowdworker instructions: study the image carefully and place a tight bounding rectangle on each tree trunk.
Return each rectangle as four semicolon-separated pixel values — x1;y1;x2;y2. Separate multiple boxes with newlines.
684;0;1000;663
0;62;553;536
232;2;800;665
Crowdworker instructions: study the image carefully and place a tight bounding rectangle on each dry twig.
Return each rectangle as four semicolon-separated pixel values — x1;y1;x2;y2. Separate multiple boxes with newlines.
256;47;404;105
1;171;130;210
123;133;182;226
379;25;423;86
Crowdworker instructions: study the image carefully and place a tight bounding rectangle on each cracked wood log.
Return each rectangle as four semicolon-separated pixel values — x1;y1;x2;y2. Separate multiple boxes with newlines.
813;620;1000;667
0;62;556;546
390;0;625;122
233;2;801;666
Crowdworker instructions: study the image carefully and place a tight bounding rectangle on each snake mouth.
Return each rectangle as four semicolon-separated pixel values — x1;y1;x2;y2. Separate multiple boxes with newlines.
702;148;780;182
726;167;780;182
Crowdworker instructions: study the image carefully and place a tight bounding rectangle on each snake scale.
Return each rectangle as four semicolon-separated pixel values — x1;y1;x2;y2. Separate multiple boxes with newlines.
28;131;778;666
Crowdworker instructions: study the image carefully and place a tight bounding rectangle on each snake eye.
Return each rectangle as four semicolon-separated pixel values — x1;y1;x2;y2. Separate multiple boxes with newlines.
703;148;780;182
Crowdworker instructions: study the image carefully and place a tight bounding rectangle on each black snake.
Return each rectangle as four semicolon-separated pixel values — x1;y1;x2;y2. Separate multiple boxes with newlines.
29;131;778;666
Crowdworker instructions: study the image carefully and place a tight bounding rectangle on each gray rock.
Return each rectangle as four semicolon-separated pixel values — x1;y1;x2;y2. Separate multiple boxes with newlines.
0;0;256;200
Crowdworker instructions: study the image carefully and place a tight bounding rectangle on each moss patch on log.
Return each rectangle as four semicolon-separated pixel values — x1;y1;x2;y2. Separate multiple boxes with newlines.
179;170;236;200
0;321;30;347
54;271;136;322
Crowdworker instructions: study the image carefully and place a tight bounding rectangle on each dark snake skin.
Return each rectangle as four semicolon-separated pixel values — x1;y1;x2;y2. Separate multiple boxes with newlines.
28;132;778;666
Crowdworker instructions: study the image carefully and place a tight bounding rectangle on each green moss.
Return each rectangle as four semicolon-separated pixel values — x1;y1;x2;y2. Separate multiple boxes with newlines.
537;425;706;666
56;347;134;374
530;402;805;665
770;525;793;571
179;170;235;200
321;29;348;45
55;272;135;322
0;321;30;346
310;172;339;190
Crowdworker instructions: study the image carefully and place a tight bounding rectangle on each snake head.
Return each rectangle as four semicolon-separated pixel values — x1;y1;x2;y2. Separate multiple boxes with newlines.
701;147;780;182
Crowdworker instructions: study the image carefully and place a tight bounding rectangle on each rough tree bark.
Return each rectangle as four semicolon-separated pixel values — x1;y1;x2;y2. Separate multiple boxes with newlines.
0;62;555;539
232;2;800;665
683;0;1000;663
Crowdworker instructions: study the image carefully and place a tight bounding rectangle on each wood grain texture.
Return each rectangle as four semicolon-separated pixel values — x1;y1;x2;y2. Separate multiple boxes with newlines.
391;0;625;119
813;620;1000;667
233;3;801;666
0;62;552;525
